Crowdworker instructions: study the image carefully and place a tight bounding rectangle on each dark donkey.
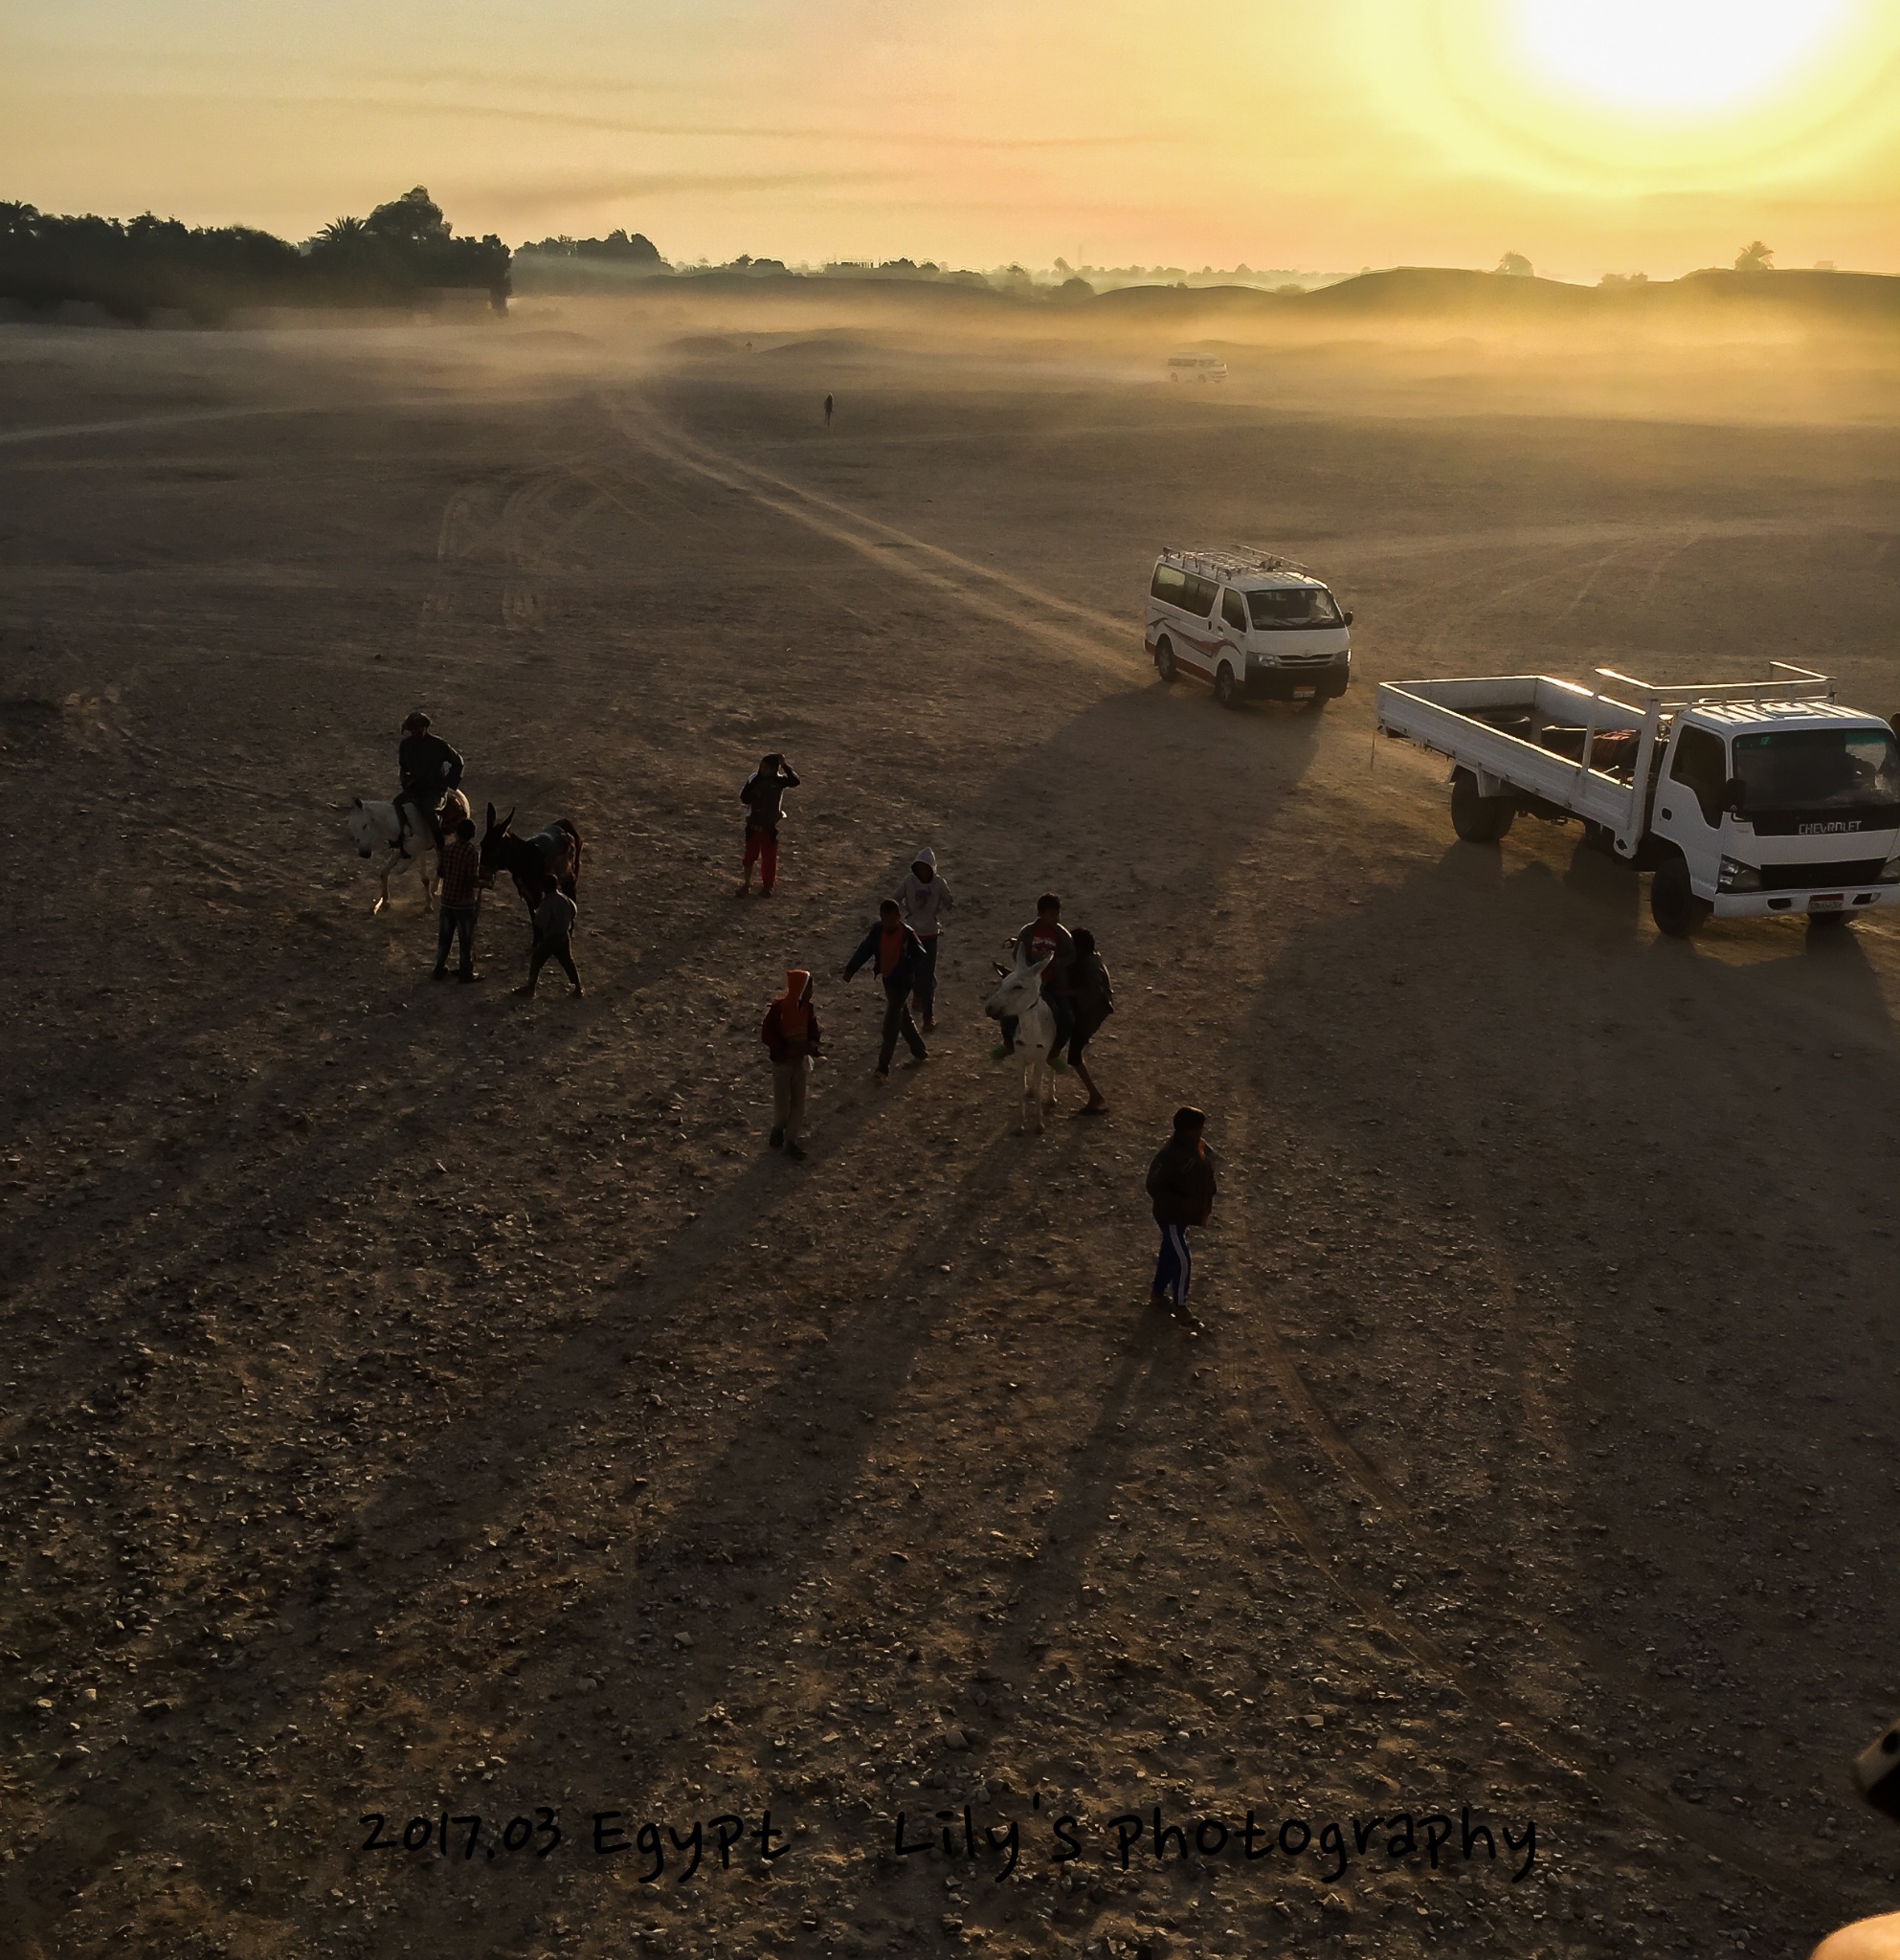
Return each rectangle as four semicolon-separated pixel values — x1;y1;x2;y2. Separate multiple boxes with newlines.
481;803;583;913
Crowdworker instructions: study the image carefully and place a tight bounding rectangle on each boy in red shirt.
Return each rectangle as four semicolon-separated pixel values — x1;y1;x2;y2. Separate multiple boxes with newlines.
842;900;928;1080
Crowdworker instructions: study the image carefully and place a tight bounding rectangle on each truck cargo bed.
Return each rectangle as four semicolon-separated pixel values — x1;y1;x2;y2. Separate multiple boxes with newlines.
1375;674;1652;839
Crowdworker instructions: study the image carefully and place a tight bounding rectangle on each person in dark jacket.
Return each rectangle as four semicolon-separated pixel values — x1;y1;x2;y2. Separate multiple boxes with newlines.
842;899;928;1080
1146;1106;1218;1328
1066;927;1113;1113
761;968;821;1160
397;711;464;848
737;753;800;897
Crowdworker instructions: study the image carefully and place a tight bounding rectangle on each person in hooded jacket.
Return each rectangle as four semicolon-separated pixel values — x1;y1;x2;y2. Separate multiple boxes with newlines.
894;845;954;1033
761;968;822;1160
1146;1105;1218;1329
842;900;928;1080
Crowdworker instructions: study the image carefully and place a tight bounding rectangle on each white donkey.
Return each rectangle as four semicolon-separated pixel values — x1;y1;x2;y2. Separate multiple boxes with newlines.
985;955;1058;1134
345;789;470;914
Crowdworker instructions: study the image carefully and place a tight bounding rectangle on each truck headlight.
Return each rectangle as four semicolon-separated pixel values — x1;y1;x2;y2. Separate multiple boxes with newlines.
1717;857;1761;893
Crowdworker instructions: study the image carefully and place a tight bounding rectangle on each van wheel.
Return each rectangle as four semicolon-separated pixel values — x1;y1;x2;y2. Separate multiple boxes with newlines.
1155;638;1177;683
1650;858;1710;938
1450;768;1513;842
1215;663;1240;708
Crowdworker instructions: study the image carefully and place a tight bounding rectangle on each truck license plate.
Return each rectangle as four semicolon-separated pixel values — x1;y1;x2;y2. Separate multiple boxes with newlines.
1811;893;1844;908
1292;685;1315;699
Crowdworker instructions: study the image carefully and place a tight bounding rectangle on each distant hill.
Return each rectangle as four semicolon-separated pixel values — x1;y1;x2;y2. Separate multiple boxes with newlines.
608;262;1900;342
1090;265;1900;326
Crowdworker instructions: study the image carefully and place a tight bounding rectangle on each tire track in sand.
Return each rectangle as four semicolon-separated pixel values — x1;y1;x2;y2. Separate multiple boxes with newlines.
602;398;1134;678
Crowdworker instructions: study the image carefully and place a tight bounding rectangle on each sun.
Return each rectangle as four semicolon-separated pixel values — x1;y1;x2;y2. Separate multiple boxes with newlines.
1512;0;1860;116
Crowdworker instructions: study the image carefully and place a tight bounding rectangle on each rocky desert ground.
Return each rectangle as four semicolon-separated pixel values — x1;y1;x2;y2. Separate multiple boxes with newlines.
1;303;1897;1958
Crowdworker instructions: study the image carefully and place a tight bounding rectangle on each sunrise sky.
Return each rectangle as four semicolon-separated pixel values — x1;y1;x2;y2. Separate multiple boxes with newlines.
5;0;1899;278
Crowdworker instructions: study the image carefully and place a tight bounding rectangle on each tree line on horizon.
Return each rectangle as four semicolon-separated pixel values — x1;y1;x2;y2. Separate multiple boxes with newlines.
0;188;509;325
1;192;1879;326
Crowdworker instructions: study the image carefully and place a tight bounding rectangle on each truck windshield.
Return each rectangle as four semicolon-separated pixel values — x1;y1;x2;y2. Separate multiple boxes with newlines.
1732;727;1900;813
1248;588;1341;630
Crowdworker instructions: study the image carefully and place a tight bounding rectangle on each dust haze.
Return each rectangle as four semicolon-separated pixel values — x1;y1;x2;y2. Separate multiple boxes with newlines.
2;286;1897;1960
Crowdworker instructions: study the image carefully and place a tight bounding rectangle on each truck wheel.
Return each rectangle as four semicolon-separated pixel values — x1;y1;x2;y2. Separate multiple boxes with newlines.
1215;662;1240;708
1155;637;1176;683
1450;768;1512;843
1650;858;1710;938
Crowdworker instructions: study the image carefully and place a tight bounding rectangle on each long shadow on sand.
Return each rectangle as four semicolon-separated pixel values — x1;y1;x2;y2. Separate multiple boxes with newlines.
6;676;1329;1949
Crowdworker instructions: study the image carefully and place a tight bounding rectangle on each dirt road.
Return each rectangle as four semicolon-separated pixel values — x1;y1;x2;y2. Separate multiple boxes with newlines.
1;318;1896;1958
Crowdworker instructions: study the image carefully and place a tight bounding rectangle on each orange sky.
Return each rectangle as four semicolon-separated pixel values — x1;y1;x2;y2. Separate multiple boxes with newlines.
5;0;1898;277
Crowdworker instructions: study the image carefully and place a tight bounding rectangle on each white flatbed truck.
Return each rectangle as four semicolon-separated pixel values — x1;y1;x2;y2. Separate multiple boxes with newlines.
1375;664;1900;937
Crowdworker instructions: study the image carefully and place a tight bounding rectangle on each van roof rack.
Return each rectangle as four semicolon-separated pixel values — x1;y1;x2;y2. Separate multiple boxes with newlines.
1160;546;1323;584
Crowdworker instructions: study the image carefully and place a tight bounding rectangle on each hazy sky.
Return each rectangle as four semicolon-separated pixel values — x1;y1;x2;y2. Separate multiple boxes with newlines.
6;0;1899;277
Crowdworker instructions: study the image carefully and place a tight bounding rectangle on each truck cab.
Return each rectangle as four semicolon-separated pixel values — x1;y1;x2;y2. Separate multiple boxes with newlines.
1652;702;1900;928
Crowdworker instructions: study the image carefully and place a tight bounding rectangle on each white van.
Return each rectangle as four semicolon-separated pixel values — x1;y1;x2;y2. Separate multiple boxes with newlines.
1167;352;1228;383
1145;547;1352;709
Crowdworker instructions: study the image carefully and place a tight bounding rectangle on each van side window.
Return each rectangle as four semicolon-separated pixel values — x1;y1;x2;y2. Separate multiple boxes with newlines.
1151;564;1187;606
1669;725;1728;826
1185;573;1216;618
1221;589;1247;632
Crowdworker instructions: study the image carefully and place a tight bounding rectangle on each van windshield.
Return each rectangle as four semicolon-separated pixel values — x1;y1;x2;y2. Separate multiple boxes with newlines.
1732;727;1900;813
1248;588;1342;630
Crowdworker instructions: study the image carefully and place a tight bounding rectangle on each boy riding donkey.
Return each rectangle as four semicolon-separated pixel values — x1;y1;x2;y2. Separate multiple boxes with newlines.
396;711;464;850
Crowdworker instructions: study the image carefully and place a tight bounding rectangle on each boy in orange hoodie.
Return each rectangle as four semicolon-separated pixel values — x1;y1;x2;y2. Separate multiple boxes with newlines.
761;969;822;1160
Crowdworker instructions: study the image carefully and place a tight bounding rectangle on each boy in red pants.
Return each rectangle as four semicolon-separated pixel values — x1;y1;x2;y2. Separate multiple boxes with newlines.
737;753;800;897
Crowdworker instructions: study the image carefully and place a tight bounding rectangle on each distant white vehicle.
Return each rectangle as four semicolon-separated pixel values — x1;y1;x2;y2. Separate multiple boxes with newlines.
1167;352;1227;383
1145;547;1352;709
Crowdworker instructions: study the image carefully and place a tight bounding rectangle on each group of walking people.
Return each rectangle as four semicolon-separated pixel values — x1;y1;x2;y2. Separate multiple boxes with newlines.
391;720;1217;1323
736;754;1218;1326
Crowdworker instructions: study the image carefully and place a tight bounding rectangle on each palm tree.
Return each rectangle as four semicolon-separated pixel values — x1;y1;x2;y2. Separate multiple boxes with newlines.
318;216;368;245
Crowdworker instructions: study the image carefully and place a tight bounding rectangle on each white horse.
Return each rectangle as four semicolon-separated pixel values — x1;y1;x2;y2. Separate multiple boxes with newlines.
985;955;1058;1134
345;789;469;914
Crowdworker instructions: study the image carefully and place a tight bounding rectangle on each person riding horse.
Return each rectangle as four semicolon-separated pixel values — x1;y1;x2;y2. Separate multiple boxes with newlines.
396;711;464;851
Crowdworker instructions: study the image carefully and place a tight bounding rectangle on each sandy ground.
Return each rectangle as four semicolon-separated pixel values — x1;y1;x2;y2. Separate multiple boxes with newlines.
1;312;1898;1960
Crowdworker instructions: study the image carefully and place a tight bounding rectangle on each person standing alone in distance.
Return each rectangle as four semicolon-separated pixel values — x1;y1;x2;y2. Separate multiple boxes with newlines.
1146;1106;1218;1332
824;393;834;427
737;753;800;897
